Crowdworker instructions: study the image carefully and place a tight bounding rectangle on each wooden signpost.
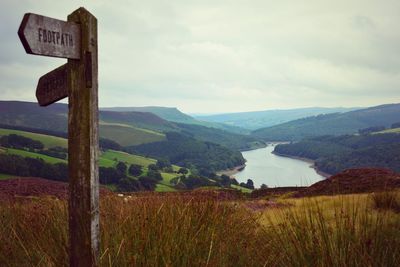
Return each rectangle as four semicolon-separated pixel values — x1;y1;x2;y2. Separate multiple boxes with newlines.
18;8;99;266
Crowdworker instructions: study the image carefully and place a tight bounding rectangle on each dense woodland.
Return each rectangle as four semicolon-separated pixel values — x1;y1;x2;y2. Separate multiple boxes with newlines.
128;132;246;174
175;123;264;150
274;133;400;174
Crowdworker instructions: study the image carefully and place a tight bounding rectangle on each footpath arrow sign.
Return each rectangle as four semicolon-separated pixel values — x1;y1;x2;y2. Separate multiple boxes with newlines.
18;13;81;59
36;63;68;106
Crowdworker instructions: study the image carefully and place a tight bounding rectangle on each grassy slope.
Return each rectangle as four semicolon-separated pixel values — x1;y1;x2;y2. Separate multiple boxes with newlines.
155;183;177;192
0;146;179;190
101;150;156;166
0;128;67;148
100;124;165;146
231;184;252;193
0;128;227;192
102;150;179;189
0;173;17;180
5;148;67;164
375;127;400;134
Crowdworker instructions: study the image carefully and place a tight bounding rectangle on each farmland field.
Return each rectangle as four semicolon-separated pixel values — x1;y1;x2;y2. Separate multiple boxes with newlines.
0;128;67;148
5;148;67;164
0;173;17;180
101;150;156;166
155;183;177;192
375;127;400;134
100;124;165;146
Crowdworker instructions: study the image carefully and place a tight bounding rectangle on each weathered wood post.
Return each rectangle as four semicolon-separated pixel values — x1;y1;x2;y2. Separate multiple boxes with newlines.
67;8;99;267
18;7;100;266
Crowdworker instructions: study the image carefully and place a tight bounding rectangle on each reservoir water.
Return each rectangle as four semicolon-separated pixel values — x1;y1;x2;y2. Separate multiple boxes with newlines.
234;145;325;188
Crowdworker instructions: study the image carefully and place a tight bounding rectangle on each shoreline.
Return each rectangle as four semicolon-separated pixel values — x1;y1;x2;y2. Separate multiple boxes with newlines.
216;164;246;177
272;151;331;178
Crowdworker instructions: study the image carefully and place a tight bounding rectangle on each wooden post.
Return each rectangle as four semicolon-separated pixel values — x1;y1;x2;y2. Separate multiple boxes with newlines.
67;8;99;266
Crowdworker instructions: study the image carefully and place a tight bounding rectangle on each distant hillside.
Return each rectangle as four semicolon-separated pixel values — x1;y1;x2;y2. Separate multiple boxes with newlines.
274;133;400;175
0;101;176;131
195;107;358;130
0;101;260;151
0;101;173;146
175;123;264;151
102;106;195;124
252;104;400;141
102;106;249;134
0;101;69;132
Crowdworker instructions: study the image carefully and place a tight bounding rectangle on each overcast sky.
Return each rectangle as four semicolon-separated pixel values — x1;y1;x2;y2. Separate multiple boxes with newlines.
1;0;400;113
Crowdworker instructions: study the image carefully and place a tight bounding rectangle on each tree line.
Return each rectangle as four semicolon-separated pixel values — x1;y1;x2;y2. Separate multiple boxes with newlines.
128;132;246;174
274;133;400;175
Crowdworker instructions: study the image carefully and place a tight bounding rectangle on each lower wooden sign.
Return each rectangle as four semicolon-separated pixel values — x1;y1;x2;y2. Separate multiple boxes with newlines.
36;63;68;106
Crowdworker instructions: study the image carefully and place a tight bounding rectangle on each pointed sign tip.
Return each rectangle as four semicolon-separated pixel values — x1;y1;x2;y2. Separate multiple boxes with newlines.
17;13;33;54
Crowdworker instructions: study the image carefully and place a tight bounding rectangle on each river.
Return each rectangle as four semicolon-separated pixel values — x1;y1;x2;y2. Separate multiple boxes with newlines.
233;145;325;188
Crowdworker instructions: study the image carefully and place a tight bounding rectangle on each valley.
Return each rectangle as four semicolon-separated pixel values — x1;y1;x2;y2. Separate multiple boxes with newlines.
1;100;400;267
1;100;400;193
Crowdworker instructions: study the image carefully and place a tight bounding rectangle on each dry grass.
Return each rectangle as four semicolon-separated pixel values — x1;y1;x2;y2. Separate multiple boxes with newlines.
259;194;400;266
371;190;400;212
0;192;399;266
0;194;268;266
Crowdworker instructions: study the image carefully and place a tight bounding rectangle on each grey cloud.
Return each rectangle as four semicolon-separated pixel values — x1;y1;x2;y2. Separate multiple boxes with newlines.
1;0;400;113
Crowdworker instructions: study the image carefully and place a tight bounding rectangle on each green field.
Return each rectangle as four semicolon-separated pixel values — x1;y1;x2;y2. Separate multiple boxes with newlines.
375;127;400;134
101;150;156;166
5;148;67;164
102;150;180;187
100;124;165;146
99;157;116;168
0;128;203;192
0;128;67;148
0;173;17;180
100;121;165;136
155;183;177;192
160;172;179;184
231;184;252;193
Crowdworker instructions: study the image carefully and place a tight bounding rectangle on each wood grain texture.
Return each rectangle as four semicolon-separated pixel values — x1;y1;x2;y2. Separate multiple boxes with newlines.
18;13;80;59
36;63;68;106
67;7;99;267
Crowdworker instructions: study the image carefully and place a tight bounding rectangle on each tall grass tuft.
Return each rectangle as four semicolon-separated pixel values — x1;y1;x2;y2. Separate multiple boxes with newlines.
262;195;400;266
371;190;400;212
99;195;269;266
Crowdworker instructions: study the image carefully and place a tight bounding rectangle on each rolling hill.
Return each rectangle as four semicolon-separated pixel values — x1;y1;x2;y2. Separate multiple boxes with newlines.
195;107;358;130
0;101;173;145
273;133;400;175
0;101;260;149
252;103;400;141
0;128;180;190
102;106;196;124
102;106;249;134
